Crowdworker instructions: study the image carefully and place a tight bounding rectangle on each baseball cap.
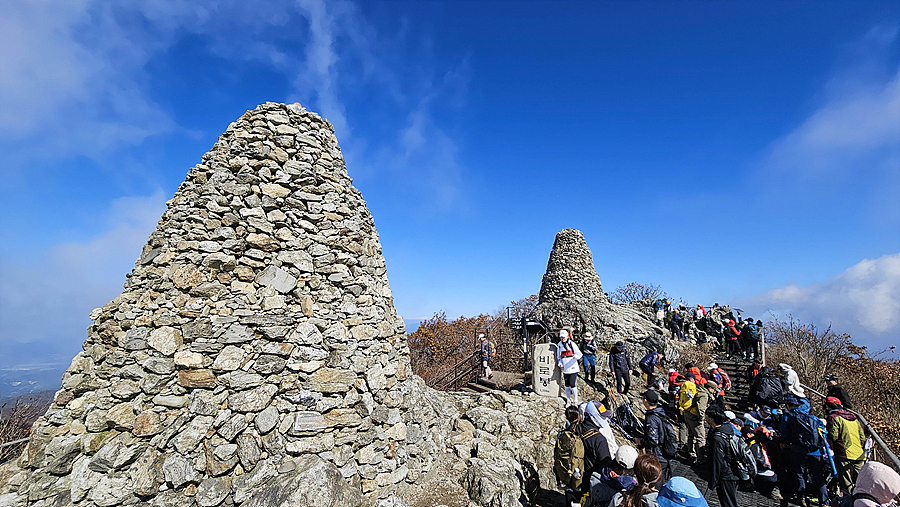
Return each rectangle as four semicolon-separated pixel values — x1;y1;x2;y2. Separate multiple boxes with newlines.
559;330;569;339
614;445;638;469
825;396;842;406
642;390;660;404
707;363;718;370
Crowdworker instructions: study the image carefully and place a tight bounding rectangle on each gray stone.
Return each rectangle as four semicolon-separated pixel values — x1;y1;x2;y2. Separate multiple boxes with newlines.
220;371;263;390
173;416;214;453
163;453;198;488
90;473;132;507
255;265;297;294
153;394;189;408
254;406;279;434
189;389;222;416
197;477;230;507
233;461;277;503
309;368;355;394
228;383;277;412
212;345;244;371
236;434;260;469
276;250;313;272
222;324;254;344
289;411;326;436
143;357;176;375
218;413;249;441
148;326;183;355
241;454;361;507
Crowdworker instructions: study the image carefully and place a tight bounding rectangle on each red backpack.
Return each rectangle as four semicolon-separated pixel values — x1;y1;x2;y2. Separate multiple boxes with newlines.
717;369;732;390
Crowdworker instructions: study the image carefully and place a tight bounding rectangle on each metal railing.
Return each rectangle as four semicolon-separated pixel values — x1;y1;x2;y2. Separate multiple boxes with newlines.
0;437;29;450
801;382;900;473
431;351;479;391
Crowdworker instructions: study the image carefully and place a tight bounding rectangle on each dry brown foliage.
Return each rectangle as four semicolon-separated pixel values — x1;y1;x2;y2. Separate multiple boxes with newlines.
408;295;537;387
609;282;669;305
764;316;900;458
676;342;715;372
1;398;44;463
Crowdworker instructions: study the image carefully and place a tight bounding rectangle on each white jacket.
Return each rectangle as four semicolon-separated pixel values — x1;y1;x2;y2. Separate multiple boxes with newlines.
557;341;583;374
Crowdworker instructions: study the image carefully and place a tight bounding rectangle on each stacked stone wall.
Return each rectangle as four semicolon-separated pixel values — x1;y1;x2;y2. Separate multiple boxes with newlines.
0;103;567;507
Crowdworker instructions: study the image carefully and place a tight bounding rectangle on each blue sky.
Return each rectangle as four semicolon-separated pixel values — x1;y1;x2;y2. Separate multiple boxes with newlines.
1;1;899;392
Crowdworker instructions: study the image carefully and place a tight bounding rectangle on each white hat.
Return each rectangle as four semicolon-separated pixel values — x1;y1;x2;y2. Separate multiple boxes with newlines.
724;410;736;420
478;334;485;339
707;363;718;370
668;368;676;373
559;330;569;338
615;445;638;469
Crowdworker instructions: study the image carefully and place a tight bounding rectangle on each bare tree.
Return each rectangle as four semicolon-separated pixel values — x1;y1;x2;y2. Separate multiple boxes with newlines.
610;282;669;304
764;315;851;391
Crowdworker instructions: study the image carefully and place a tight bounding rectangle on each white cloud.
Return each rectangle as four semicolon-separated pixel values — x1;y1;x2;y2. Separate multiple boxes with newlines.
0;191;167;362
737;252;900;349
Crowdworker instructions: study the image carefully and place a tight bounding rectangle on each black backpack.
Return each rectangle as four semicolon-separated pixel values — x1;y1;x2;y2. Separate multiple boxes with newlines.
647;411;678;459
727;433;758;481
751;371;784;408
615;403;645;438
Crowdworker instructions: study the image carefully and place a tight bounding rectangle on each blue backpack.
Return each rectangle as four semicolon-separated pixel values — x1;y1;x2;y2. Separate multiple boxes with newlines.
790;411;823;452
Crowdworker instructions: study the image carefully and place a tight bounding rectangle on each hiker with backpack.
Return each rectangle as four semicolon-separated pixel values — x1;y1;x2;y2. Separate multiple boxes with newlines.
825;396;867;494
746;358;763;385
825;373;854;410
587;446;639;507
479;334;495;379
682;378;710;464
638;390;677;483
639;351;664;389
777;363;806;398
722;319;741;358
742;425;783;500
580;401;619;474
609;454;662;507
749;366;784;408
555;405;591;504
849;461;900;507
704;379;725;413
706;406;743;507
607;341;635;395
557;330;584;405
582;332;598;384
741;318;760;360
780;395;830;506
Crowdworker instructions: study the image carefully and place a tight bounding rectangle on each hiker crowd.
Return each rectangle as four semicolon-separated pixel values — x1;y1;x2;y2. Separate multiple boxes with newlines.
551;328;900;507
653;299;765;361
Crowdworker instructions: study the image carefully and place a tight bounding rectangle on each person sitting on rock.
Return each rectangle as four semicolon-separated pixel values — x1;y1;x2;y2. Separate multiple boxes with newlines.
557;329;583;405
607;341;635;395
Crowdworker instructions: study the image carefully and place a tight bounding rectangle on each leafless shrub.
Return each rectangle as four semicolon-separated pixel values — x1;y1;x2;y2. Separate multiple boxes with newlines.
609;282;669;305
763;316;850;386
676;342;715;372
1;398;43;463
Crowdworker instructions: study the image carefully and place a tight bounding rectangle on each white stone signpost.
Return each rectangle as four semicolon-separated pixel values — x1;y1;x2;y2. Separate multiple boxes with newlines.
532;343;562;398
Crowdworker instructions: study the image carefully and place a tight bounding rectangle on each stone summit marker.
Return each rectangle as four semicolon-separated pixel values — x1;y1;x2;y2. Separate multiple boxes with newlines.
0;103;566;507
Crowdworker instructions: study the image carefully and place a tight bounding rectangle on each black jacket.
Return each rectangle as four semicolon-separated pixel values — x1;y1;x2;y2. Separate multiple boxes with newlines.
577;420;614;476
643;406;670;463
827;383;853;410
582;339;598;356
709;424;740;488
608;346;632;373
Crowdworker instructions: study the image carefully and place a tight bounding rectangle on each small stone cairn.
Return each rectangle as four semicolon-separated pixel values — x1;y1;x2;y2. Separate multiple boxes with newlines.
532;229;673;358
0;103;564;507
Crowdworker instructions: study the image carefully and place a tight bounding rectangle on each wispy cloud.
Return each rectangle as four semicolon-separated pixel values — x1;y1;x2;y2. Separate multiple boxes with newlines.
737;252;900;349
761;27;900;222
0;191;167;362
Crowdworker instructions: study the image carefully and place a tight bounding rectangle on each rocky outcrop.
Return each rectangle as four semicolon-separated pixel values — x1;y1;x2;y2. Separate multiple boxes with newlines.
0;103;565;507
532;229;670;362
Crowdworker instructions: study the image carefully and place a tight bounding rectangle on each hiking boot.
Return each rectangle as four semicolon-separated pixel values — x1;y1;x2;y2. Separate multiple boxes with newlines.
770;488;783;501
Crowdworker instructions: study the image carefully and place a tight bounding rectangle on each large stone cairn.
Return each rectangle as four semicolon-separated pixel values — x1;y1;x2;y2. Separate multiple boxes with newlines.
0;103;565;507
532;229;672;358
